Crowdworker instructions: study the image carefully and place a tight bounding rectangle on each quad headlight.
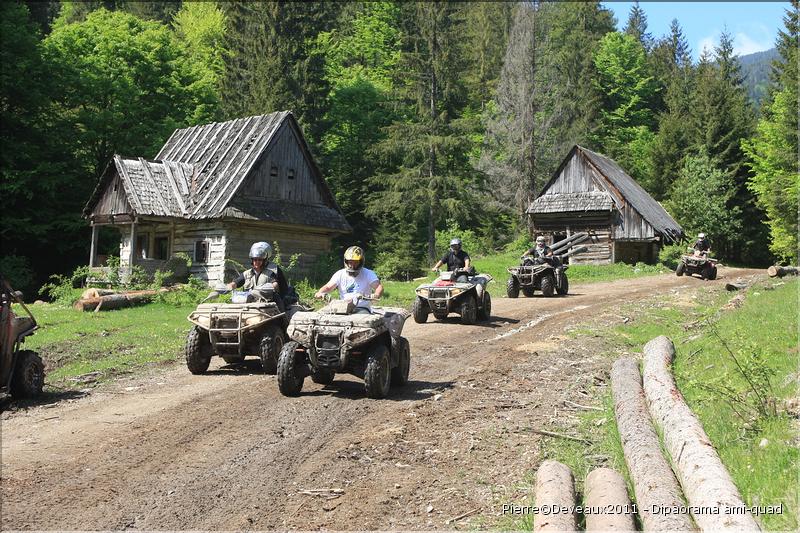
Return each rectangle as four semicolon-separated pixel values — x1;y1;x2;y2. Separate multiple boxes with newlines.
416;288;429;298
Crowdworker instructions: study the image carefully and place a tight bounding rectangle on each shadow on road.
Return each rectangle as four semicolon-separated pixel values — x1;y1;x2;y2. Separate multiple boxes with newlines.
301;378;456;401
1;388;87;412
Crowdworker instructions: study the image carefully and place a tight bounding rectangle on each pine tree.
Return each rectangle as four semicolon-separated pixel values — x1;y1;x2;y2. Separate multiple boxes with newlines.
743;0;799;261
690;33;764;262
649;19;694;199
220;2;336;146
369;2;485;263
592;32;659;189
624;1;652;50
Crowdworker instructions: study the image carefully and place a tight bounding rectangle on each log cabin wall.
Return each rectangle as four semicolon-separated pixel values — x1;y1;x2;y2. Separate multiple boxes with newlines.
241;122;323;205
224;222;334;281
90;172;133;219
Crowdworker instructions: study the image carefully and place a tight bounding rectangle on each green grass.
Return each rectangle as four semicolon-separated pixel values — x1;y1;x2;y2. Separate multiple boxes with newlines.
538;278;799;531
16;302;193;385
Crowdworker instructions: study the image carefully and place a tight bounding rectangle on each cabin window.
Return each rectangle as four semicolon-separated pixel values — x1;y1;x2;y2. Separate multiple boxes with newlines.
136;234;149;259
288;169;295;180
194;240;209;263
154;235;169;260
270;165;279;178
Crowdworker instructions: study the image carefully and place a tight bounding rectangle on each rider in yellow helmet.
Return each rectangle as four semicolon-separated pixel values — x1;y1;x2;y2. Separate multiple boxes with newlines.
314;246;384;313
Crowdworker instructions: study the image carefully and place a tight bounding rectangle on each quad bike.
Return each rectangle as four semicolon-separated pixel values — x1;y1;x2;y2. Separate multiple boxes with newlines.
277;296;411;399
507;256;569;298
506;234;589;298
0;276;45;399
676;250;718;280
185;285;302;375
412;268;493;325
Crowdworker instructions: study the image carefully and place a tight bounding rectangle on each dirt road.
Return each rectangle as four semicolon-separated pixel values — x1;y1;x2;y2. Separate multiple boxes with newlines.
0;268;755;530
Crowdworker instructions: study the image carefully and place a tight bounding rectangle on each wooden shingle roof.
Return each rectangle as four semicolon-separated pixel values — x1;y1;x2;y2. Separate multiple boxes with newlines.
84;112;351;233
527;191;613;214
531;145;684;242
578;146;683;242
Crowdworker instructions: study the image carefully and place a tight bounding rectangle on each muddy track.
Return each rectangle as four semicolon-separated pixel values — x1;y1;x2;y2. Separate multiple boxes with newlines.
0;268;758;530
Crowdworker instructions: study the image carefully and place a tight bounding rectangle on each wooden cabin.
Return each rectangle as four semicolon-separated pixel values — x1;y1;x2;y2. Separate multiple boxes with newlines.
527;145;683;264
83;112;351;284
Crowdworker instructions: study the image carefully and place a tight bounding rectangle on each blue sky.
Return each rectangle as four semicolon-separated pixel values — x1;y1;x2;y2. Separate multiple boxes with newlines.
602;1;789;60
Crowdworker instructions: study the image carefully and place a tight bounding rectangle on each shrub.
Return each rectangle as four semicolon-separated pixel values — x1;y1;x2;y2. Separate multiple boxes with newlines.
658;243;687;270
0;255;35;296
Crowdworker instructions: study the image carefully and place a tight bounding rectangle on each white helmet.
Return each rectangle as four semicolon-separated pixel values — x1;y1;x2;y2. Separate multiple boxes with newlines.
536;236;546;245
449;238;462;250
249;241;273;262
698;233;706;239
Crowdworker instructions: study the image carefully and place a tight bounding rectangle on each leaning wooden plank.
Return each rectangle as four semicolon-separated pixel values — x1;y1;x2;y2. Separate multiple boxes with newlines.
584;468;636;532
643;336;761;531
611;357;694;531
533;460;577;532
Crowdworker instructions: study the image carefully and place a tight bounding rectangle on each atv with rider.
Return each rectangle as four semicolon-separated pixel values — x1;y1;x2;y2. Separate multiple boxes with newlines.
507;255;569;297
507;233;589;298
0;276;45;399
277;296;411;399
676;249;718;280
412;268;493;324
185;285;292;374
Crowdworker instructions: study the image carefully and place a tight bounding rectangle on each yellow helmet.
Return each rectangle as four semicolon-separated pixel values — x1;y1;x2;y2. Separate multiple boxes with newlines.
343;246;365;274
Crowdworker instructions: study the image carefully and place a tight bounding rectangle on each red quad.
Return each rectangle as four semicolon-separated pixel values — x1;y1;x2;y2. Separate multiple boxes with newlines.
0;276;45;399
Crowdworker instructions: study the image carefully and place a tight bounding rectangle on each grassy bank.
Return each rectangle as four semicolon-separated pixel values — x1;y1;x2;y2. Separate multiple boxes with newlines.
537;277;798;531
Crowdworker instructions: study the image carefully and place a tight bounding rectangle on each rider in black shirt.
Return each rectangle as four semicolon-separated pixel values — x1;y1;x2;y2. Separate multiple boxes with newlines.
431;238;471;282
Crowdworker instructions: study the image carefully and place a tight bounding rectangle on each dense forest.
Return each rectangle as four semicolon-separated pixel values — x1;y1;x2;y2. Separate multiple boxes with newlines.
1;1;798;294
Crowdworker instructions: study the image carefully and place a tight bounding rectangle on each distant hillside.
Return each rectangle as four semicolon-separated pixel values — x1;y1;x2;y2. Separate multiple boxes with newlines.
739;48;778;109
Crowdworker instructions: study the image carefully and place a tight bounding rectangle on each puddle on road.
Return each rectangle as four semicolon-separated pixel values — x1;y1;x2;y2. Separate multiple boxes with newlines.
475;305;589;343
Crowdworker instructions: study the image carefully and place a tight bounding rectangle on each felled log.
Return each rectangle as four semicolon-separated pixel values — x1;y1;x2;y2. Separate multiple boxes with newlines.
643;336;761;531
767;265;798;278
533;460;577;532
73;290;158;312
584;468;636;532
80;288;116;300
611;357;694;531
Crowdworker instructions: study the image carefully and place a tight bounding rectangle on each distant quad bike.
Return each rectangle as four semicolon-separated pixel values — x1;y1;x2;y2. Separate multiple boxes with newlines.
185;286;294;375
507;256;569;298
412;268;493;325
277;297;411;399
676;250;718;280
0;277;45;399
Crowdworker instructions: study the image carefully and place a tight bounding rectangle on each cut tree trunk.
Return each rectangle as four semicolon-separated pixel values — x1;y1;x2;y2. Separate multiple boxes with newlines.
643;336;761;531
767;265;798;278
533;460;577;532
73;290;158;312
584;468;636;532
611;357;694;531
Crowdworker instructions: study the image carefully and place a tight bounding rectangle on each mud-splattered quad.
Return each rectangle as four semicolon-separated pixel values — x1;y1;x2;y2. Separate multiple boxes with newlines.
185;288;293;374
277;299;411;399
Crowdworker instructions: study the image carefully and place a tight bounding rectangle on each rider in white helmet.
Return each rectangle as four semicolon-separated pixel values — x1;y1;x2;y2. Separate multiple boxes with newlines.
431;238;472;282
524;236;554;259
228;241;289;308
693;232;711;255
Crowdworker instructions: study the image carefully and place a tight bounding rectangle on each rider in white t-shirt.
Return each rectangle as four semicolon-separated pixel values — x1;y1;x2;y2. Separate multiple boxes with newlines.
314;246;384;312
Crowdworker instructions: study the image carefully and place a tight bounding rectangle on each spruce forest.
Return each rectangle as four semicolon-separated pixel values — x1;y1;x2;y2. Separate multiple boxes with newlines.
2;1;798;294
